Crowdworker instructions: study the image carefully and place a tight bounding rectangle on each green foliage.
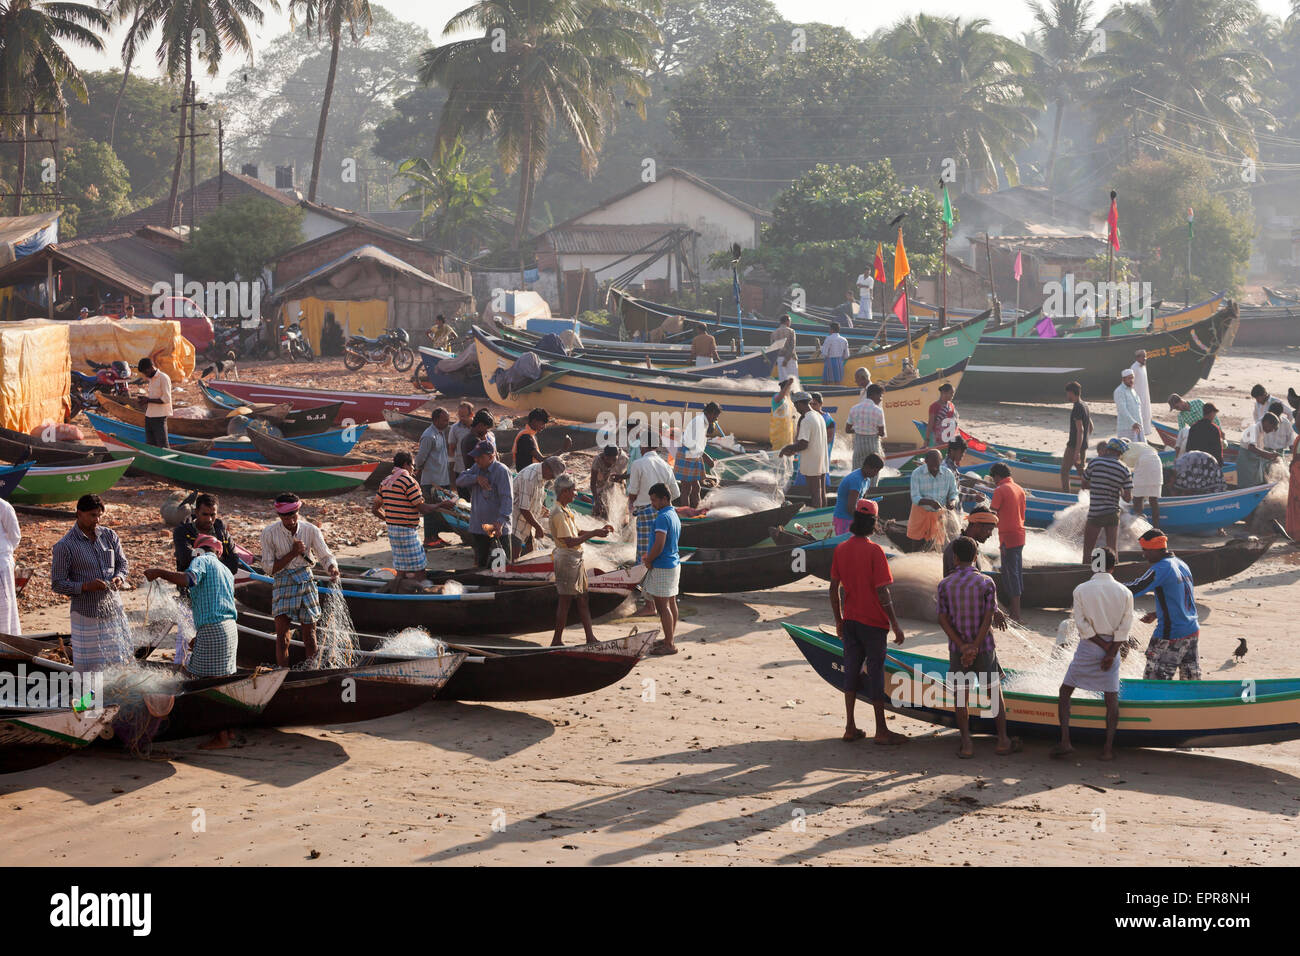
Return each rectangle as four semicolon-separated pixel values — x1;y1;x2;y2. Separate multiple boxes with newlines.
180;197;304;282
395;136;504;249
52;140;133;236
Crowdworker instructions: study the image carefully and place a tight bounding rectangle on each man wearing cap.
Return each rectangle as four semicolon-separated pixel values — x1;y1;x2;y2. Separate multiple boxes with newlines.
459;409;497;471
846;383;886;469
549;474;613;646
677;402;722;508
770;315;799;384
1167;394;1217;432
137;356;172;449
1054;547;1133;760
511;455;566;558
1113;368;1143;441
1081;438;1133;565
77;306;90;320
261;493;338;666
1185;402;1225;463
1125;529;1201;680
832;453;883;536
830;497;906;744
1130;349;1153;438
590;445;628;519
456;440;514;567
906;450;959;547
780;392;828;508
924;383;958;447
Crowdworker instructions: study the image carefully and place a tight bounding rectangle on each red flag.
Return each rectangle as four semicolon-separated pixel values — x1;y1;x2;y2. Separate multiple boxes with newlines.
872;242;885;284
891;288;908;331
1107;190;1120;251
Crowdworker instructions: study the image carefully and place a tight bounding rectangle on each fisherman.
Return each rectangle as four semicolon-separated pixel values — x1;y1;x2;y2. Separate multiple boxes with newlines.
780;392;828;508
846;382;886;469
1130;348;1153;438
855;268;874;323
549;474;613;647
511;456;566;558
414;406;453;549
941;506;998;576
1261;401;1296;455
832;292;856;327
642;482;683;656
590;445;628;519
0;495;18;635
1250;384;1291;425
1167;393;1217;431
853;366;872;399
811;392;835;473
770;377;797;451
428;313;455;351
626;444;679;572
172;493;240;576
1169;450;1226;496
1237;412;1280;487
1113;368;1143;441
1126;529;1201;680
830;498;906;744
1062;380;1092;491
771;315;799;383
988;462;1027;623
512;407;568;472
1053;547;1133;760
937;535;1018;758
906;449;959;547
820;322;850;385
261;493;338;667
373;451;452;588
925;382;958;447
676;402;722;509
1184;402;1225;464
832;454;884;536
51;494;130;671
1080;438;1133;565
940;437;967;475
459;409;497;471
446;401;475;486
455;440;514;568
136;356;172;449
1122;438;1164;527
690;323;720;367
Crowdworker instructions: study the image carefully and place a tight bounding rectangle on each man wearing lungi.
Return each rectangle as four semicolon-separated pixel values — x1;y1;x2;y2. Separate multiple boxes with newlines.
675;402;722;508
549;474;613;647
374;451;453;588
261;493;338;667
1054;547;1133;760
906;450;959;547
51;494;130;671
0;495;20;635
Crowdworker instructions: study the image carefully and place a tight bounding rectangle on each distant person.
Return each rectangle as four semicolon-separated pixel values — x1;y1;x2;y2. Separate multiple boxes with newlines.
1250;384;1291;425
428;314;455;351
511;456;566;558
372;451;443;588
459;409;497;471
820;322;850;385
770;315;799;383
846;383;886;468
1167;393;1217;431
414;406;453;549
769;377;797;451
549;474;612;647
1062;381;1092;491
925;382;957;447
855;268;874;322
1080;438;1132;565
941;506;998;577
173;493;240;576
832;292;856;327
137;357;172;448
1261;401;1296;455
690;324;720;367
1113;368;1143;441
1130;348;1153;437
626;445;679;568
122;303;137;319
853;366;872;398
1126;529;1201;681
512;407;560;471
642;483;682;656
447;401;475;486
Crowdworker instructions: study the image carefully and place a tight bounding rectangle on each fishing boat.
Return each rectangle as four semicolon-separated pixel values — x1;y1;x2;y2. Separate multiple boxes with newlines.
0;463;32;500
84;411;367;462
1224;302;1300;347
1014;484;1274;534
1151;420;1239;461
0;704;120;774
207;380;432;424
97;432;377;497
233;611;658;702
0;426;108;466
197;381;344;436
241;426;386;483
235;569;635;638
956;306;1237;404
957;443;1201;493
417;346;488;397
475;327;969;447
383;409;601;461
784;623;1300;748
982;294;1222;339
9;458;132;505
95;394;268;441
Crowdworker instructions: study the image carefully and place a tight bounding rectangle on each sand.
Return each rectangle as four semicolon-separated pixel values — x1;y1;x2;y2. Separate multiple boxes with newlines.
0;345;1297;866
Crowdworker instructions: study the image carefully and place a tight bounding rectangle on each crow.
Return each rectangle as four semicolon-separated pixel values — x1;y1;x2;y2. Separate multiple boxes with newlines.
1234;638;1248;660
1287;387;1299;413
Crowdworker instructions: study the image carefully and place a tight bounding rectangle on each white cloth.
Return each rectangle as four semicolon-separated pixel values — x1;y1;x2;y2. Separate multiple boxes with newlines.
0;499;18;634
1130;361;1152;437
855;273;874;299
681;412;710;459
1253;397;1293;426
1261;418;1296;452
0;498;18;562
1175;425;1190;457
260;517;335;574
626;450;679;508
145;369;173;417
1122;442;1163;497
1113;383;1143;439
820;333;849;359
1067;571;1134;693
796;409;828;477
775;357;800;383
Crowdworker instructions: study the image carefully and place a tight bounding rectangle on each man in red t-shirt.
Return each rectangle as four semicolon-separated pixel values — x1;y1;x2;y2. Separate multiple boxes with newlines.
829;498;907;744
925;383;958;446
988;462;1027;622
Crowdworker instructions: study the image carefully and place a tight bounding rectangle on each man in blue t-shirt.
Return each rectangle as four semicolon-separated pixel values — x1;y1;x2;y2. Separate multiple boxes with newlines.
832;453;884;536
642;482;682;657
1125;528;1201;679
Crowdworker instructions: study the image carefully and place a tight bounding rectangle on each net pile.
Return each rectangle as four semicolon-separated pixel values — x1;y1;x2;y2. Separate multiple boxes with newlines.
1045;490;1152;551
999;616;1155;698
380;627;448;658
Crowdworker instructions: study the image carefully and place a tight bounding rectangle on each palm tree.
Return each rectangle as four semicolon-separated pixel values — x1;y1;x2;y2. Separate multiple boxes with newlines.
1027;0;1099;187
883;15;1043;191
288;0;371;203
0;0;108;214
101;0;146;149
1091;0;1272;157
417;0;659;251
126;0;276;228
395;136;504;248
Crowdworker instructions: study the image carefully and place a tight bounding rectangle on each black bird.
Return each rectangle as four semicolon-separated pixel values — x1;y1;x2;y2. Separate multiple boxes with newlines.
1287;387;1299;412
1234;638;1248;660
888;213;907;228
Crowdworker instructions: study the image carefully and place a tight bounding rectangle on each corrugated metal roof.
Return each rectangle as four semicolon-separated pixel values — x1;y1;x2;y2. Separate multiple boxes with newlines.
0;231;180;295
269;244;472;303
541;224;693;255
91;171;300;236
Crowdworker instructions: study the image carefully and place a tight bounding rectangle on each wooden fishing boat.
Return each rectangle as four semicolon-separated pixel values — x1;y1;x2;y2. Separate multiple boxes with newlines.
0;463;32;501
679;542;814;593
1151;419;1240;461
235;570;635;638
9;458;132;505
475;327;968;447
0;704;119;774
85;411;367;463
208;380;432;424
1015;484;1274;534
983;294;1220;339
417;346;488;397
241;425;381;478
0;426;108;466
958;443;1196;493
197;382;344;436
1222;302;1300;347
383;409;601;461
96;394;265;441
678;501;802;550
97;432;377;497
784;623;1300;748
958;306;1237;404
493;326;783;378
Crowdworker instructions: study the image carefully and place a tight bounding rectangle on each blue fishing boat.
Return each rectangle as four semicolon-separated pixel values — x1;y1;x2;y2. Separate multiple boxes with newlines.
419;346;488;398
0;462;33;501
84;412;366;462
1012;484;1274;534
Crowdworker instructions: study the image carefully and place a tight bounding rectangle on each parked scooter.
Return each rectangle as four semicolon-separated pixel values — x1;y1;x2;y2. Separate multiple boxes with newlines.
280;321;314;362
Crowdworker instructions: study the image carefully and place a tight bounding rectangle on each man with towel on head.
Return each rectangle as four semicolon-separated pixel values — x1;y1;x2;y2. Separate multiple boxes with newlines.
1130;349;1153;438
907;450;959;548
1114;368;1143;442
1125;529;1201;680
1054;546;1133;760
941;506;998;576
549;474;613;647
262;493;338;666
51;494;130;671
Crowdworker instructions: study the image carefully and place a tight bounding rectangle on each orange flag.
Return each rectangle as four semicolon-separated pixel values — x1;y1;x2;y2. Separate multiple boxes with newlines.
872;243;886;284
893;227;910;289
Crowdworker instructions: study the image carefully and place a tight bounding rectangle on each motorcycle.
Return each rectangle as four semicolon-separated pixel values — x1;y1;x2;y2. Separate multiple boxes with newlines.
69;360;132;420
280;322;315;363
343;327;414;372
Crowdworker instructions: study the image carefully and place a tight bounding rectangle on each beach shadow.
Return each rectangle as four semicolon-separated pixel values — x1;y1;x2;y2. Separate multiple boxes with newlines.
0;745;178;802
381;701;556;760
162;727;350;787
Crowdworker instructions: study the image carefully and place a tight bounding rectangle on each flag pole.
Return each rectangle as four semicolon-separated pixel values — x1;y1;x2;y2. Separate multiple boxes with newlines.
1104;190;1116;340
940;180;949;331
730;243;744;352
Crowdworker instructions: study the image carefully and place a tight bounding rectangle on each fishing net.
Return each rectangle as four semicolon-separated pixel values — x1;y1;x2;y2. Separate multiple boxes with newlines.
1246;462;1291;533
698;481;786;519
1044;490;1152;552
379;627;448;658
313;577;361;670
442;579;465;596
140;579;195;666
102;663;185;757
880;553;944;620
998;615;1156;698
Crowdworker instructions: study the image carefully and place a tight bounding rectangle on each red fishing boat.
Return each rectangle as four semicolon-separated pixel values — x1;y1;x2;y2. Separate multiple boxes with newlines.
208;380;431;424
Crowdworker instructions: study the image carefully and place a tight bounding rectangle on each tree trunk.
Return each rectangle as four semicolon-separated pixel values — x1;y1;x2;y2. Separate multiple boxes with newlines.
12;111;27;216
109;8;144;150
166;45;193;229
513;106;533;254
1045;97;1066;188
308;29;341;203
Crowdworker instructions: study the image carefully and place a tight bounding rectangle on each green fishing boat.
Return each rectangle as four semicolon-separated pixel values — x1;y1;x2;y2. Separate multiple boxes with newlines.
9;458;133;504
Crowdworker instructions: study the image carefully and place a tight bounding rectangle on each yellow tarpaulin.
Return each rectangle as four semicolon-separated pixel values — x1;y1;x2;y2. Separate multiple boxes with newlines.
0;321;70;432
285;297;389;351
70;317;196;381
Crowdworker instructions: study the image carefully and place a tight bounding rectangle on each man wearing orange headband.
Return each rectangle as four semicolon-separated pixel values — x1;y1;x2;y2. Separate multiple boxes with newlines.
1125;529;1201;680
941;506;998;577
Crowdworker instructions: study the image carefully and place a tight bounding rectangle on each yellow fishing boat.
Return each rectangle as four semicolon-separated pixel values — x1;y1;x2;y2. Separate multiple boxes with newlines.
795;330;929;386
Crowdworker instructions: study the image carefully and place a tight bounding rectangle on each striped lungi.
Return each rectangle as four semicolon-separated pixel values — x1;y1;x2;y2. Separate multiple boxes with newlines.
271;566;321;623
644;565;680;598
822;355;845;385
634;505;656;561
70;605;132;672
852;433;881;469
674;455;706;482
188;619;238;677
387;523;426;572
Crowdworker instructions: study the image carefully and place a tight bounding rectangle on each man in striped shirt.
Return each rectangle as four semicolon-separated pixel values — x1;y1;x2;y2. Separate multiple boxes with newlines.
1081;438;1133;565
51;494;130;672
846;383;886;469
373;452;447;587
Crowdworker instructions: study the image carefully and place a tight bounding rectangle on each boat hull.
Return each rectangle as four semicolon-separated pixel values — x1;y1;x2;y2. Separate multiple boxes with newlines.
1019;484;1273;534
10;459;131;504
209;380;431;424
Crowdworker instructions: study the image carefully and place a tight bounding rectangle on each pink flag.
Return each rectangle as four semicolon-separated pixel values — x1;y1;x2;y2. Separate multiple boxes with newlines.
1013;249;1023;281
1035;315;1057;338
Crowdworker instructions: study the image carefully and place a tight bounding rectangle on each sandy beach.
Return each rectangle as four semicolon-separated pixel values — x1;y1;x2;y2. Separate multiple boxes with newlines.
1;344;1297;866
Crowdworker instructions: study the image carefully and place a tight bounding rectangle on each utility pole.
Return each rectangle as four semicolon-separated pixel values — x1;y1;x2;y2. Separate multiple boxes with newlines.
0;110;62;216
171;82;208;230
217;116;225;205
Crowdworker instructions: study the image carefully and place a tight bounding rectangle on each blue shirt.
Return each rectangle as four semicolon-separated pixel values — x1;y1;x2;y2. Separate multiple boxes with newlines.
909;464;959;507
1126;555;1199;640
650;506;681;569
185;551;236;627
456;459;513;535
833;469;874;521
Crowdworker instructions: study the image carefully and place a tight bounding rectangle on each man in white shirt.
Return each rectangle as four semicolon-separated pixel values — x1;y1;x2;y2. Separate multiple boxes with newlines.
626;448;679;563
1130;349;1153;438
0;496;19;634
819;323;850;386
855;271;874;322
137;357;172;448
511;456;566;558
770;315;799;384
261;493;339;666
1249;385;1291;425
780;392;828;507
1113;368;1143;441
846;383;886;468
676;402;721;508
1054;547;1134;761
